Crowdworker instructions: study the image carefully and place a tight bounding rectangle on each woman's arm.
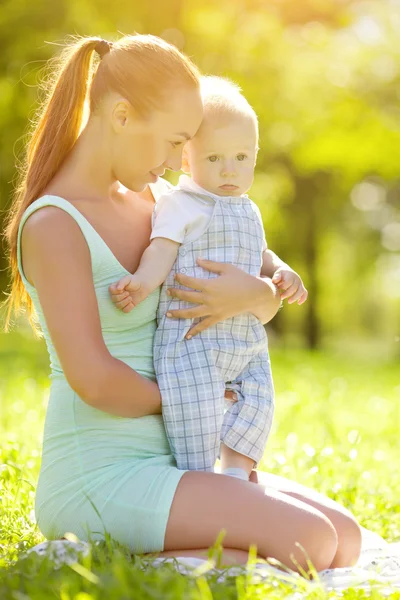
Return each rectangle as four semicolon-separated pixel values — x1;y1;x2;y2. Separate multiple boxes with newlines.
251;275;282;323
165;258;281;338
21;208;161;418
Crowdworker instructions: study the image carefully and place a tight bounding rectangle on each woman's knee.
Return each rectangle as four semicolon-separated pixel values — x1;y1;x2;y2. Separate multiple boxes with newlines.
297;513;338;573
165;472;339;575
269;483;362;569
330;511;362;568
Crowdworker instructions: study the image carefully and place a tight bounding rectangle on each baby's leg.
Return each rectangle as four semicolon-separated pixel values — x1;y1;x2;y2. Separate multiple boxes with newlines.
220;443;255;480
156;343;226;471
221;352;274;479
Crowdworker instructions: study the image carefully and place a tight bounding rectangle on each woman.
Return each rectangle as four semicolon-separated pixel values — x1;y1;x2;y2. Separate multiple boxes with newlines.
4;34;361;573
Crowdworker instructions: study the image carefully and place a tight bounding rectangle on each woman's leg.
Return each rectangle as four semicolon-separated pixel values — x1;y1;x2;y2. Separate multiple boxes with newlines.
163;471;339;574
250;471;362;568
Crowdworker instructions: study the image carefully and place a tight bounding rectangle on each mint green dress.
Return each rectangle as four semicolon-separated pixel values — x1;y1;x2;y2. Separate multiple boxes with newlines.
17;195;186;553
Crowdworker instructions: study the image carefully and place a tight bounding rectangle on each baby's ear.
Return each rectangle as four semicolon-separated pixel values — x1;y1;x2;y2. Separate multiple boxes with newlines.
181;148;191;173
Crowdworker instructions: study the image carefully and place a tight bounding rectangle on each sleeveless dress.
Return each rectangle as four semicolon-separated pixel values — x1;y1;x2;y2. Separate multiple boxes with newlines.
17;194;185;553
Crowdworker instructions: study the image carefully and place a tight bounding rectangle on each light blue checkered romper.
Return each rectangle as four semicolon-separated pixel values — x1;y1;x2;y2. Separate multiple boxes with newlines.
154;190;275;471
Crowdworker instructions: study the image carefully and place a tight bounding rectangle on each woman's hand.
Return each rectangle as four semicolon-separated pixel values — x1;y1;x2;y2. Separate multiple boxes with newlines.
166;258;281;338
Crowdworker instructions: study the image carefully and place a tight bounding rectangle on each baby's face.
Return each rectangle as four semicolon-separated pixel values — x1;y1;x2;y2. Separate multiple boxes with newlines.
184;116;258;196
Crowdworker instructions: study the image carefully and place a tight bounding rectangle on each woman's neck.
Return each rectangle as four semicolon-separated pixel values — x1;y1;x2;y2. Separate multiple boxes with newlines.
47;118;117;203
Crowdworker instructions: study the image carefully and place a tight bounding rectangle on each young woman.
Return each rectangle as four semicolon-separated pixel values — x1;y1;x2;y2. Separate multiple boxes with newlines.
4;34;361;574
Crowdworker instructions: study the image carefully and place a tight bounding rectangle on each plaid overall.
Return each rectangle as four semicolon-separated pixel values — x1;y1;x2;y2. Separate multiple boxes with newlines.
154;191;274;471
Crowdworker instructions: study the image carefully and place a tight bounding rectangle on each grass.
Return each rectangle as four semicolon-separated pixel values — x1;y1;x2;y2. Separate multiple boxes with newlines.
0;328;399;599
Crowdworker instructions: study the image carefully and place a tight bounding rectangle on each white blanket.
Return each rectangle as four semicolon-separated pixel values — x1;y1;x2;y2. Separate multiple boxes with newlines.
26;527;400;594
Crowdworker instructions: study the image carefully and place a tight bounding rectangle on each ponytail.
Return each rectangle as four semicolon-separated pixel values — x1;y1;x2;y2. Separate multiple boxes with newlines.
3;34;200;332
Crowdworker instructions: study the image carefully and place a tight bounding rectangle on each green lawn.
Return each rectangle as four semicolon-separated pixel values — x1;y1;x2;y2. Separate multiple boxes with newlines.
0;330;399;599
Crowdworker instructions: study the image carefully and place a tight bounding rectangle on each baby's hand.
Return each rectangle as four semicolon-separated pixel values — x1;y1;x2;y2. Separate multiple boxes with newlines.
272;268;308;305
109;275;150;313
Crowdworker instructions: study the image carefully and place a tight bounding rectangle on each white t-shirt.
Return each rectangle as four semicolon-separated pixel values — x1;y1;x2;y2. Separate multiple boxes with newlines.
151;174;267;250
148;176;173;202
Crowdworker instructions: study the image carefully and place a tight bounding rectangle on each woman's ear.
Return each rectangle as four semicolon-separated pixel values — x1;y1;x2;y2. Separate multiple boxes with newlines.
181;147;191;173
111;100;131;133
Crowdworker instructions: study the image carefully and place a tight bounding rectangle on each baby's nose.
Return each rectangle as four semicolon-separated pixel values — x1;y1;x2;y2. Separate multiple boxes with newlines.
221;160;236;176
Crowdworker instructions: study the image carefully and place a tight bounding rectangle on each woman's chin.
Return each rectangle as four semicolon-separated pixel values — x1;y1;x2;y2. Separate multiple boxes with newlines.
131;182;149;193
117;178;148;194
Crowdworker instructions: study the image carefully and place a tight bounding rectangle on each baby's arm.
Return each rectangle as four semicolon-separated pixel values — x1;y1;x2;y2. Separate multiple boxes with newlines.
252;202;307;306
261;249;308;305
261;248;288;279
110;238;179;313
110;190;190;312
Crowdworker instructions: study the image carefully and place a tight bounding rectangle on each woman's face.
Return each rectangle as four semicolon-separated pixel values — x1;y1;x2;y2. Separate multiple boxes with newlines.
111;88;203;192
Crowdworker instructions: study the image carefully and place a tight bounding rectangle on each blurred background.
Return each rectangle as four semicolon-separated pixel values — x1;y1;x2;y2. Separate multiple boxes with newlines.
0;0;399;360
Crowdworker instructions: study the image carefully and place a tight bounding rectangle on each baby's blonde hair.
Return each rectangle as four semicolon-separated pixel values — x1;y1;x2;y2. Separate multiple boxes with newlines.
199;76;258;144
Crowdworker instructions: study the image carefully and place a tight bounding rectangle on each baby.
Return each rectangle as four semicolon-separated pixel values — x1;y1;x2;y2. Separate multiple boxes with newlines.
110;77;307;480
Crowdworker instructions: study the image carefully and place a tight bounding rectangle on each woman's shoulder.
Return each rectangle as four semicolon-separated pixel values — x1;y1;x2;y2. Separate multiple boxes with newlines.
20;195;86;239
20;201;90;266
19;202;93;289
19;196;98;274
21;203;80;239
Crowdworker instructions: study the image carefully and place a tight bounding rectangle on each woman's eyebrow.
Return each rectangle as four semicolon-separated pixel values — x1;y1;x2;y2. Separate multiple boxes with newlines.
175;132;192;140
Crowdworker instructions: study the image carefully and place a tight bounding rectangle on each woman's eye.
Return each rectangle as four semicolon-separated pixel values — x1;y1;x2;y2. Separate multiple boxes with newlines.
170;141;183;148
207;156;219;162
237;154;247;161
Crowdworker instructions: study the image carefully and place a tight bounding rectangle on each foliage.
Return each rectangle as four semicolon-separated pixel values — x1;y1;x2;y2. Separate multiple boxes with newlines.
0;0;399;353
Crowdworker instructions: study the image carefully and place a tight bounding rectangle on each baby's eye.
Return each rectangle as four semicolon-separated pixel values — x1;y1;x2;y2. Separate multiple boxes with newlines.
170;141;183;148
237;154;247;161
207;155;219;162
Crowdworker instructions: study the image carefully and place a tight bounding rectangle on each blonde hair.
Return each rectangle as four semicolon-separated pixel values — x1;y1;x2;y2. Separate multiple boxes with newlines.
199;75;258;142
3;34;200;331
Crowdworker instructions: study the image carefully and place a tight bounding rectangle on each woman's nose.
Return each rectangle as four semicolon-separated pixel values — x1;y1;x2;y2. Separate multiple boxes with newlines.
165;150;184;172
